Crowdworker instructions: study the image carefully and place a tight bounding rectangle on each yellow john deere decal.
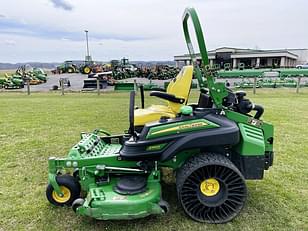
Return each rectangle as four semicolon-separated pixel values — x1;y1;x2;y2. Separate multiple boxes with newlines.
146;119;219;139
151;121;208;136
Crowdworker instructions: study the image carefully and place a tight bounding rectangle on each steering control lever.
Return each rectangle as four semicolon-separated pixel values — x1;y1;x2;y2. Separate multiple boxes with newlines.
252;104;264;119
235;91;264;119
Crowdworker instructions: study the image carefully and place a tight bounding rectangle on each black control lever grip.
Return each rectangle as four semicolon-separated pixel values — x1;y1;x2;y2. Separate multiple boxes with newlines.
252;104;264;119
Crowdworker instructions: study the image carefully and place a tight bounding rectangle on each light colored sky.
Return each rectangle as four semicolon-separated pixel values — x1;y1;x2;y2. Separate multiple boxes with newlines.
0;0;307;63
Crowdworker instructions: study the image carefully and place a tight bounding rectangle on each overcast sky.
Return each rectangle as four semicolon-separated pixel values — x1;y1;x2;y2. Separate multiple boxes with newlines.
0;0;307;63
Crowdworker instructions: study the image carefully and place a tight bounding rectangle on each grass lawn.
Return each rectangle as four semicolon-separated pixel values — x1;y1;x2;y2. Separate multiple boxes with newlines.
0;89;307;231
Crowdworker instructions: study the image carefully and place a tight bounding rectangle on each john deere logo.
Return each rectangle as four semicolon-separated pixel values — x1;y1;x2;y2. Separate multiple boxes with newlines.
200;178;220;197
179;122;207;130
147;119;216;139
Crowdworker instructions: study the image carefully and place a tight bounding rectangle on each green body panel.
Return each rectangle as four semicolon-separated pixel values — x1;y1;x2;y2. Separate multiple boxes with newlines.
76;172;162;220
146;118;219;140
225;110;274;153
236;123;265;156
260;121;274;153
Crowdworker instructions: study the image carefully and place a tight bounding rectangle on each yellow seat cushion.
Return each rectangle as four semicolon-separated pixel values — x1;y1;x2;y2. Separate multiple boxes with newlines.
134;65;193;126
134;105;175;126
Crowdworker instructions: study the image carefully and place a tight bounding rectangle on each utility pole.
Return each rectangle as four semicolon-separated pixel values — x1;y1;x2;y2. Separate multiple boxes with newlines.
85;30;90;62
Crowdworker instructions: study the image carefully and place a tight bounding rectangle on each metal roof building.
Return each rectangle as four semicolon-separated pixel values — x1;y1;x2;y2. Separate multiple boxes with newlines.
174;47;308;69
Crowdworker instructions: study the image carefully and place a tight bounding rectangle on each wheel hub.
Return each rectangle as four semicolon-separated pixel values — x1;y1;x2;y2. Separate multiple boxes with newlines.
52;186;71;203
200;178;220;196
84;67;90;73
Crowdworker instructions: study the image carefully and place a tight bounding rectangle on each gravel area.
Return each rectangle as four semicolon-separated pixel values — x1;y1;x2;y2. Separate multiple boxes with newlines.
1;73;307;93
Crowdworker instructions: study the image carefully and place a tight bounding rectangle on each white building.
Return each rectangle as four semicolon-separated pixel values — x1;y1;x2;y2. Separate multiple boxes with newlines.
174;47;308;69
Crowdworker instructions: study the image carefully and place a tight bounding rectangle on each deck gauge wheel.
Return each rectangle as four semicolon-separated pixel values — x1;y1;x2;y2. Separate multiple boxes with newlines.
46;175;81;206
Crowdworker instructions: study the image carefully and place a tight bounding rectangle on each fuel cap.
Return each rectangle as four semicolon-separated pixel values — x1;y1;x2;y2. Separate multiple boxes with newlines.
180;106;193;115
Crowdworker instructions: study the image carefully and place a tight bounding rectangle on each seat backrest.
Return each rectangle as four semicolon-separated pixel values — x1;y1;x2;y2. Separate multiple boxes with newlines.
167;65;193;113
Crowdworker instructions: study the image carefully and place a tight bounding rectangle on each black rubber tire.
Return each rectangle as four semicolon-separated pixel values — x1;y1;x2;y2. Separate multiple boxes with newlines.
46;174;81;207
67;67;74;73
176;153;247;223
73;169;80;180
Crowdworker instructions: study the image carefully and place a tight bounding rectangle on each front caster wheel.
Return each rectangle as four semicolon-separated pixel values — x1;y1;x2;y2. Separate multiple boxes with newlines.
176;153;247;223
46;174;81;206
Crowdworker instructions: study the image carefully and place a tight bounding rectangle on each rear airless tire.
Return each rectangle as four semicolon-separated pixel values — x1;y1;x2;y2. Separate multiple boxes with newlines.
176;153;247;223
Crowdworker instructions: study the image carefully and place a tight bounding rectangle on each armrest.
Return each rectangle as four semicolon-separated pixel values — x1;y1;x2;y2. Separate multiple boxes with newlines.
150;91;185;104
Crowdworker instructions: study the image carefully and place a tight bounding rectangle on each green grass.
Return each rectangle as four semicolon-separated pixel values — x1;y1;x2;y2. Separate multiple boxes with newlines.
0;89;307;231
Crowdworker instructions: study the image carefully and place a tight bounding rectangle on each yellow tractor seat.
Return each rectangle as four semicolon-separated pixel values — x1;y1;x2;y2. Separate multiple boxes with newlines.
134;65;194;126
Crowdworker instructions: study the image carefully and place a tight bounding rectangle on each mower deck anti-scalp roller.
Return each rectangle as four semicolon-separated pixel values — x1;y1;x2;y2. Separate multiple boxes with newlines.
46;7;274;223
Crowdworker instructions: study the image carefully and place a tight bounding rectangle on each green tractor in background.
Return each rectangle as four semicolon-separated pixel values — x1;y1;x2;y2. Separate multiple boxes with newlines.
46;8;274;223
111;58;139;80
53;61;79;74
80;62;93;75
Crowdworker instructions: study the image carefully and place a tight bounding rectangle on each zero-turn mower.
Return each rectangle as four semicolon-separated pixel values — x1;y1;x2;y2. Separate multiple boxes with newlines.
46;8;274;223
